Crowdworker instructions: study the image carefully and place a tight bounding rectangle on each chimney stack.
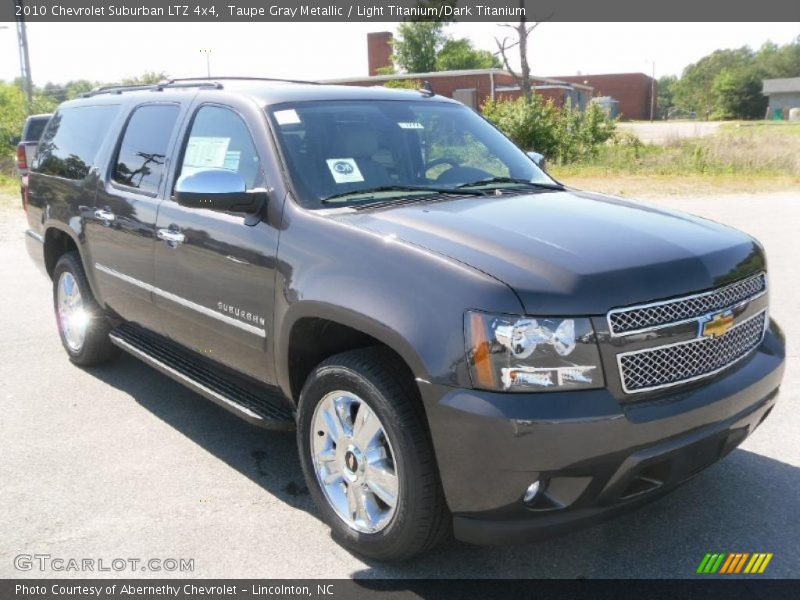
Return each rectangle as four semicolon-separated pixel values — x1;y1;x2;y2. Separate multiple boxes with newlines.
367;32;393;76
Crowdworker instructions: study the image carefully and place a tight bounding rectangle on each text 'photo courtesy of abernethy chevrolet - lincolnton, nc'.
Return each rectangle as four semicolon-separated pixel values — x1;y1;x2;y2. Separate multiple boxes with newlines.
23;77;785;560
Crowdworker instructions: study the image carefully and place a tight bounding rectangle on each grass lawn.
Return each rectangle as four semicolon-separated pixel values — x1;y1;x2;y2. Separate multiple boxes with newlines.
551;172;798;198
550;119;800;197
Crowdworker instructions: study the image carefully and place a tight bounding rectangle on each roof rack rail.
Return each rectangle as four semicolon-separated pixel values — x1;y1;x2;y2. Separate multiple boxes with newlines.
79;76;319;99
80;80;223;98
165;76;321;85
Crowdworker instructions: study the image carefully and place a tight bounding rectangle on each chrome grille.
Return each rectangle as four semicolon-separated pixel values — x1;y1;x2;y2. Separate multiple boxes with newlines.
618;310;766;393
608;273;766;335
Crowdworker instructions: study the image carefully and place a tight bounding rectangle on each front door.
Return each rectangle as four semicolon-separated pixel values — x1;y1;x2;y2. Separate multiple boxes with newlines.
153;104;279;383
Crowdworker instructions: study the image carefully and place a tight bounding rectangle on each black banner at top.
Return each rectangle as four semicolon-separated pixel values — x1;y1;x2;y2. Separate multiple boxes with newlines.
1;0;799;22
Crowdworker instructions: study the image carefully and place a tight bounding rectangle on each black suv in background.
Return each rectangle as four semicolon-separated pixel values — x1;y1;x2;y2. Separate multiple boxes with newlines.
24;78;785;560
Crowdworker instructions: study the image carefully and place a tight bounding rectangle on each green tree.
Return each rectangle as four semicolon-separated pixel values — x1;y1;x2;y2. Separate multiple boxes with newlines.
711;68;767;119
657;75;678;119
674;47;754;119
436;38;501;71
392;22;446;73
756;37;800;79
0;82;27;152
121;71;168;85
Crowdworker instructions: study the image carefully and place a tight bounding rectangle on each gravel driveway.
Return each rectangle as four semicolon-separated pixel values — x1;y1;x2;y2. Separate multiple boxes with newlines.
1;191;797;578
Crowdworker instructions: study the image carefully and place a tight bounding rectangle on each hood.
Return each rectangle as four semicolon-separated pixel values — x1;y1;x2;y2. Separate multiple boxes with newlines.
336;189;765;315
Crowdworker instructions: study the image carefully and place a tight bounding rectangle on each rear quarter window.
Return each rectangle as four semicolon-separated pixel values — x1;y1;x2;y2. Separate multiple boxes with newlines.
23;117;50;142
35;105;120;180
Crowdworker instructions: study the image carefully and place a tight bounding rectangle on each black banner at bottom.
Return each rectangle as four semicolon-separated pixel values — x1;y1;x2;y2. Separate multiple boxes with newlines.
3;579;800;600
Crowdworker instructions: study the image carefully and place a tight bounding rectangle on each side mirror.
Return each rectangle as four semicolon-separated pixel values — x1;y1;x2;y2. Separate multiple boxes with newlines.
527;151;546;171
174;169;265;214
10;135;21;146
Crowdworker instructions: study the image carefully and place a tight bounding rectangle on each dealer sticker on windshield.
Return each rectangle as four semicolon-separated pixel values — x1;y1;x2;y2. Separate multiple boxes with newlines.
398;122;424;129
274;109;302;125
326;158;364;184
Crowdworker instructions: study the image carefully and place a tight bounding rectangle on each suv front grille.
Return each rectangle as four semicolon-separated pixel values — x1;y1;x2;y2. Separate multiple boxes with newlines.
608;273;766;335
618;310;767;393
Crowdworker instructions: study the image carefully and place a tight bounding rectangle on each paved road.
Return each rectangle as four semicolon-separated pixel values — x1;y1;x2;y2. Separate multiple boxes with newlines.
618;121;723;144
1;192;798;579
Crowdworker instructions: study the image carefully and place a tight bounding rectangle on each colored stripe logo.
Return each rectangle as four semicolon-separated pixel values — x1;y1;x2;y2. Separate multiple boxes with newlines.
697;553;773;574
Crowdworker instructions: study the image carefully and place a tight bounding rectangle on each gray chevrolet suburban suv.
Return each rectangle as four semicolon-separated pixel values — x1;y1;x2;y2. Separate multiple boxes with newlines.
24;78;785;560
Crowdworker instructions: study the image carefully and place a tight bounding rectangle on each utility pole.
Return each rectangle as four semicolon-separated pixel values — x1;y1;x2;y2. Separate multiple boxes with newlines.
646;60;656;121
15;0;34;115
651;61;656;121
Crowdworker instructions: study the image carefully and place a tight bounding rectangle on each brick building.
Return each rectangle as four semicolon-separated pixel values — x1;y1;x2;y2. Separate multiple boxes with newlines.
328;31;593;112
549;73;657;120
325;68;594;112
331;32;658;120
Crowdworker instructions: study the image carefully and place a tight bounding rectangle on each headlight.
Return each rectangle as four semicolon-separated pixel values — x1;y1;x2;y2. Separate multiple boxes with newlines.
465;311;604;392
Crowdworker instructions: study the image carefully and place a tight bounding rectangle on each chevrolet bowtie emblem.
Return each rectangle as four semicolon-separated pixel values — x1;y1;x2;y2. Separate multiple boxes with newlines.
701;311;735;338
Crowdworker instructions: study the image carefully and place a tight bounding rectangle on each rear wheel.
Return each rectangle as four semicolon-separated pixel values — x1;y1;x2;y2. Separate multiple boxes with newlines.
297;348;449;561
53;252;119;366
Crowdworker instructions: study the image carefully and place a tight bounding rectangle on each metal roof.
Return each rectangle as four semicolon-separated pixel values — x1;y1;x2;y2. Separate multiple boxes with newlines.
763;78;800;94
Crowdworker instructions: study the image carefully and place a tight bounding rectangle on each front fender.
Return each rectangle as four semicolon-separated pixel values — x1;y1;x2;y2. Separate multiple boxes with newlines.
272;201;524;398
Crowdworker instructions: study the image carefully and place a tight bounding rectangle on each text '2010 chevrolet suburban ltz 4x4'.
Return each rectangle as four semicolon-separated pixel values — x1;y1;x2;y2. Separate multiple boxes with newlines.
24;78;785;560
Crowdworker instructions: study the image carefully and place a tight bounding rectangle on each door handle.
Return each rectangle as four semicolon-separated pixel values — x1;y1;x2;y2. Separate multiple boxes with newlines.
157;228;186;245
94;209;115;223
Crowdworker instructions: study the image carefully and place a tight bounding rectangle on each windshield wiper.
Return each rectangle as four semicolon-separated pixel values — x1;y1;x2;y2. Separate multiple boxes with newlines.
456;177;564;191
322;185;485;204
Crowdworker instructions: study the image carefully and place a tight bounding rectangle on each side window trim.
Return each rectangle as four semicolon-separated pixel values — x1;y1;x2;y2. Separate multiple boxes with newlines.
170;102;263;201
107;101;182;198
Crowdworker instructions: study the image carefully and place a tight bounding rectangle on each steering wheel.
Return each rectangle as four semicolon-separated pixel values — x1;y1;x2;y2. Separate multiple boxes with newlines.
424;156;461;173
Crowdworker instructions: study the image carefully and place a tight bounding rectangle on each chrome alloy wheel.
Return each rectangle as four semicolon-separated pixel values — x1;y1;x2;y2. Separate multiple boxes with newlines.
56;271;88;352
311;391;400;533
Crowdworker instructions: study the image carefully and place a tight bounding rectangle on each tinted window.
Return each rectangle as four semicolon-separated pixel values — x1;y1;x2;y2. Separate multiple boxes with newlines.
35;105;119;180
113;104;180;195
178;106;263;189
24;116;50;141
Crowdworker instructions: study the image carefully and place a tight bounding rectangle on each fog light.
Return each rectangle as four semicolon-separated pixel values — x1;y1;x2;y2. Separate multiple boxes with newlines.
523;481;541;504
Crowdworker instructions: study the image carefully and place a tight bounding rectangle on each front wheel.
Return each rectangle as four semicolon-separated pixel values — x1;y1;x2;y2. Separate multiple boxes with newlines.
297;348;449;561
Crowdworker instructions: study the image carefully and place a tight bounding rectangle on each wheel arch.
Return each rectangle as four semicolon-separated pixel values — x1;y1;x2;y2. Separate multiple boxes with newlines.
278;303;429;406
43;225;82;279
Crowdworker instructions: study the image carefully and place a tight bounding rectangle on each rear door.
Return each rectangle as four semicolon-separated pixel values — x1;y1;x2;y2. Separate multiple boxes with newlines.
87;102;183;329
153;102;280;383
28;103;121;249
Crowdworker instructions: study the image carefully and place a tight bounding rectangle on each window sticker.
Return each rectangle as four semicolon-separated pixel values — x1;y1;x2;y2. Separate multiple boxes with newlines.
326;158;364;184
183;136;231;172
398;122;424;129
223;150;241;171
275;109;302;125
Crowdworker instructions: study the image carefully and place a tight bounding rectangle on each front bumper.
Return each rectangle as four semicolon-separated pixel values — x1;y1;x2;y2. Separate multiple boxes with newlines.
418;321;785;546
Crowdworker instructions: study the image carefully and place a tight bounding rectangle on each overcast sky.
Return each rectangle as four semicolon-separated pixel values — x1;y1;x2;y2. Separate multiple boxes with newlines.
0;22;797;87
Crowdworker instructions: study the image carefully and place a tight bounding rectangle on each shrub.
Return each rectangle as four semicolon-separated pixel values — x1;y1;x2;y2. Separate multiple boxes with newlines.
482;95;616;165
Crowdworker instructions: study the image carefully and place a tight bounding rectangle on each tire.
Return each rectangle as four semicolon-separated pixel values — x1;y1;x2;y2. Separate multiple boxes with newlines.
52;251;119;366
297;347;450;561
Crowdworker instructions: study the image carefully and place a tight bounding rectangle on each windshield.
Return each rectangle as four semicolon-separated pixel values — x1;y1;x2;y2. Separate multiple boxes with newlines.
266;100;556;208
